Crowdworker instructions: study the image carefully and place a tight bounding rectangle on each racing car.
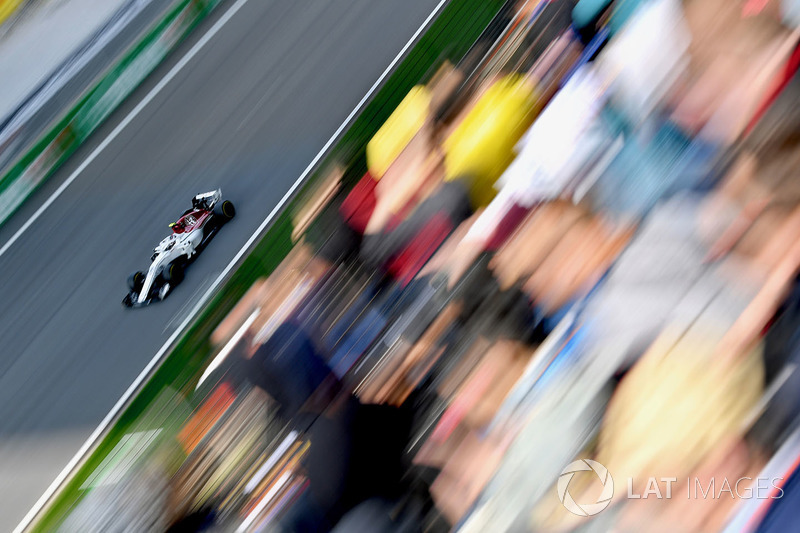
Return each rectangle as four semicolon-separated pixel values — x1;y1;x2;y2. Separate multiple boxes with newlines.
123;189;235;308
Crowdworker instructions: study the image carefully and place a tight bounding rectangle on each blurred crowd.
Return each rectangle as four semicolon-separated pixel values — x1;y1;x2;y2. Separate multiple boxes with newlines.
60;0;800;531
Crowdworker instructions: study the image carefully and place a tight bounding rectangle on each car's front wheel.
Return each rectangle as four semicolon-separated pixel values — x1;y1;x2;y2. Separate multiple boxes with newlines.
127;271;145;292
163;260;185;285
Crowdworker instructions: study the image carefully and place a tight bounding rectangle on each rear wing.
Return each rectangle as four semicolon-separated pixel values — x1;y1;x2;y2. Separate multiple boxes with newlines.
192;189;222;210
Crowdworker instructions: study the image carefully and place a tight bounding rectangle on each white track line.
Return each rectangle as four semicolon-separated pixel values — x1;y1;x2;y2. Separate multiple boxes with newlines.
14;0;448;530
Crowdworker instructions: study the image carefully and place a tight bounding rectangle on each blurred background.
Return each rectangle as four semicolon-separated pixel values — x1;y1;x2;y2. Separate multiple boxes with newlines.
4;0;800;532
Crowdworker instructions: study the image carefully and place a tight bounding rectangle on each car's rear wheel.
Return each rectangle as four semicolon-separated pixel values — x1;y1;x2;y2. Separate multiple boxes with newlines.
127;271;145;291
163;260;185;285
214;200;236;221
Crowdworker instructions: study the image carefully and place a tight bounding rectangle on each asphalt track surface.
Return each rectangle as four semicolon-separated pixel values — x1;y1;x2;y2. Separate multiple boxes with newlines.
0;0;442;528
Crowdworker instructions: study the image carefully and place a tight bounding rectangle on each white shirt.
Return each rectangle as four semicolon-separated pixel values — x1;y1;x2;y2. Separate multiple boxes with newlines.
466;64;608;243
597;0;690;125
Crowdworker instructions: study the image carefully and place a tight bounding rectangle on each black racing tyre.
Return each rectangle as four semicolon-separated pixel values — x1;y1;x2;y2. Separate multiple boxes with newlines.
214;200;236;221
163;260;185;284
127;271;145;291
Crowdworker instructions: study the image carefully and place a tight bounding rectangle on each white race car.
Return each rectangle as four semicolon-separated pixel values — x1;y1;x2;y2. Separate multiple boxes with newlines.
123;190;235;307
